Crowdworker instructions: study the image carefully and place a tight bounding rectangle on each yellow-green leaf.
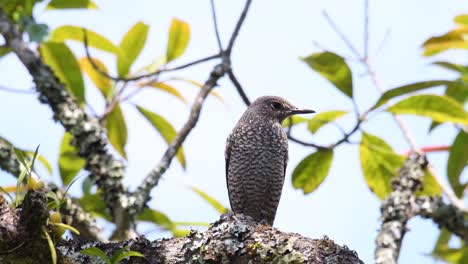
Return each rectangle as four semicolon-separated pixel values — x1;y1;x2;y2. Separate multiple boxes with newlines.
416;169;442;197
136;208;174;230
59;133;85;186
0;45;11;57
105;105;127;159
371;80;455;110
292;149;333;194
46;0;98;10
117;22;149;76
170;77;224;102
25;151;53;175
78;193;111;221
136;105;186;168
423;27;468;56
447;131;468;197
387;94;468;125
190;186;228;214
80;247;110;264
79;57;112;97
360;132;405;199
282;116;309;128
166;18;190;62
302;51;353;98
40;42;85;104
307;110;347;133
49;26;118;54
455;14;468;26
142;82;187;103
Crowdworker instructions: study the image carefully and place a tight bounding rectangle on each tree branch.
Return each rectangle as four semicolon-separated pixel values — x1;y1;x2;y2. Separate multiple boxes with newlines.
227;69;251;105
57;213;364;264
210;0;223;52
0;8;130;238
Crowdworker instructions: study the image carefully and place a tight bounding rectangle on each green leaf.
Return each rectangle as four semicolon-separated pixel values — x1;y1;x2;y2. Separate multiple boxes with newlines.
292;149;333;194
282;116;309;128
360;132;405;199
0;186;14;203
173;221;210;227
25;151;53;175
52;222;80;235
423;27;468;56
307;110;347;133
172;229;191;237
47;0;98;10
39;42;85;104
78;193;111;221
111;248;144;264
0;45;11;57
80;247;110;264
447;131;468;197
117;22;149;76
416;169;442;196
105;105;127;159
429;82;468;132
42;226;57;264
302;51;353;98
190;186;228;214
142;82;187;103
371;80;455;110
387;94;468;125
59;132;85;186
433;62;468;75
455;14;468;26
136;105;186;168
79;57;112;98
49;26;119;54
166;18;190;62
137;208;175;230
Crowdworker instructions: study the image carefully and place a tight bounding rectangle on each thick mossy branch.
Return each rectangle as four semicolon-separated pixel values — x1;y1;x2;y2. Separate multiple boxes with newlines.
58;213;364;264
0;137;105;242
0;8;130;233
0;191;52;263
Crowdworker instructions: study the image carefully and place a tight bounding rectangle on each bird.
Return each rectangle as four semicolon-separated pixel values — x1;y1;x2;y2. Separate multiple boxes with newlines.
225;96;315;225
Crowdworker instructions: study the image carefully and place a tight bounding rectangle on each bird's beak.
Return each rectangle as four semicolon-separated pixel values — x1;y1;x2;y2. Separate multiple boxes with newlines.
289;108;316;115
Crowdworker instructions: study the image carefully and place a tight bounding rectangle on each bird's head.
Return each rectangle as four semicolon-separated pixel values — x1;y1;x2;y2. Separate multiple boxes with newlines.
247;96;315;123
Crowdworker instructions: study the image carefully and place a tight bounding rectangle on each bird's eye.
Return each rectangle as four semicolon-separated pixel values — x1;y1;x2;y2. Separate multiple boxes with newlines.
270;101;282;110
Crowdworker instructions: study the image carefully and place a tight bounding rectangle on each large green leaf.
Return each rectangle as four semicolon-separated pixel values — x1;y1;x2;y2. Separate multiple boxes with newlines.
142;82;187;103
117;22;149;76
387;94;468;125
47;0;98;9
190;186;228;214
292;149;333;194
49;26;118;54
166;18;190;62
447;131;468;197
307;110;347;133
79;57;112;98
302;51;353;98
416;169;442;197
136;105;186;168
59;132;85;185
105;105;127;159
429;82;468;132
371;80;454;110
137;208;175;230
423;27;468;56
39;42;85;104
360;132;405;199
78;192;111;220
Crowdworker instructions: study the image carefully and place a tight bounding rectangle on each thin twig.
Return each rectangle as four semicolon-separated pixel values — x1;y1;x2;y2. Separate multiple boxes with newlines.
210;0;223;51
363;0;369;60
0;85;35;94
227;69;251;105
322;10;361;59
83;28;221;82
226;0;252;54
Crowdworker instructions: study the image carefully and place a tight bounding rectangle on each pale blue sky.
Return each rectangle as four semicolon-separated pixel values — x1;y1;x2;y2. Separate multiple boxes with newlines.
0;0;466;263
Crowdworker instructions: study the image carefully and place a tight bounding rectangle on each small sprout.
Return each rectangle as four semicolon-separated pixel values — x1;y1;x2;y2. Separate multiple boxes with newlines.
81;246;144;264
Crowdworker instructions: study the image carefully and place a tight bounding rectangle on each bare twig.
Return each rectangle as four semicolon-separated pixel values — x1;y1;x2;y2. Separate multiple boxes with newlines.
83;29;221;82
363;0;369;60
210;0;223;51
0;85;35;94
132;0;254;213
226;0;252;54
323;10;361;59
227;69;251;105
